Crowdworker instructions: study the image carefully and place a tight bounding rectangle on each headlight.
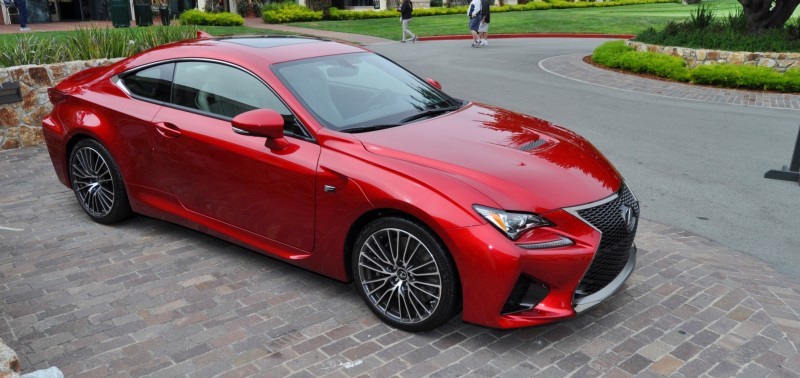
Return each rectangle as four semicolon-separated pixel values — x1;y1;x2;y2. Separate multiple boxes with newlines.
473;205;553;240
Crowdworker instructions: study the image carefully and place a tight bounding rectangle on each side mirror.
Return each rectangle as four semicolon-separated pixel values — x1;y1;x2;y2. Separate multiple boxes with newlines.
232;109;290;150
425;78;442;90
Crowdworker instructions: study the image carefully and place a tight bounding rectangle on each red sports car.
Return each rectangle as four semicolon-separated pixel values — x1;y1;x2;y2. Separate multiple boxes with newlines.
42;36;639;332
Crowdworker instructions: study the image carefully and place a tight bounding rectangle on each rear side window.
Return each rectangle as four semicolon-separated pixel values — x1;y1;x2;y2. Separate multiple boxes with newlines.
121;64;175;103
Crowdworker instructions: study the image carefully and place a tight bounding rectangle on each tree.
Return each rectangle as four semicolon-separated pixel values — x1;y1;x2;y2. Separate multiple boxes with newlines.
740;0;800;32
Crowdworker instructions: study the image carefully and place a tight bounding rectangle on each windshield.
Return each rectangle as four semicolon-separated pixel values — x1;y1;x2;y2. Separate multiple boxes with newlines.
273;52;460;132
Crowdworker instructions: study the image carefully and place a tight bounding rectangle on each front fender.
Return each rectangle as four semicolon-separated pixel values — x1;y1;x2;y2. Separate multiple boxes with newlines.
305;133;497;281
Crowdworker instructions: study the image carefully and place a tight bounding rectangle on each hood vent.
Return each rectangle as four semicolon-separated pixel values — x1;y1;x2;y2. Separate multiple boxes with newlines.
518;139;547;152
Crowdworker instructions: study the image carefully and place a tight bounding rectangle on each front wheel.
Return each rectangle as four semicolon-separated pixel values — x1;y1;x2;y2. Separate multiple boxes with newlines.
352;217;459;332
69;139;133;224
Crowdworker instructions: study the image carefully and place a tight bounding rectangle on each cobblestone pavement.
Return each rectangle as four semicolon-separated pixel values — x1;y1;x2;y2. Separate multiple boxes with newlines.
1;146;799;377
539;53;800;111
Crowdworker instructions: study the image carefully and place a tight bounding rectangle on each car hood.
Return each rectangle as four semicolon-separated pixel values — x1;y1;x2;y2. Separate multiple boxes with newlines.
353;103;621;213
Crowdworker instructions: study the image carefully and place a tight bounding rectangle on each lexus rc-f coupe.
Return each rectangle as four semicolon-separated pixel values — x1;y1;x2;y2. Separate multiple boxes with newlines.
42;35;639;332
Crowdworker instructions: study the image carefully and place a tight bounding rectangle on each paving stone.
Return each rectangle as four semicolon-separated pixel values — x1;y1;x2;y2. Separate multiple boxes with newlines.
400;344;439;365
431;331;468;351
649;354;684;376
554;351;590;373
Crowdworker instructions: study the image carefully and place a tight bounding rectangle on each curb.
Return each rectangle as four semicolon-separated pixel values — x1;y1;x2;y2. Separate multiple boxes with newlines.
417;33;635;41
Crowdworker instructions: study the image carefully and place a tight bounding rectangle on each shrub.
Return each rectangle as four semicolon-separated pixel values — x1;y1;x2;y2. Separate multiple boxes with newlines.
593;41;690;81
689;64;800;92
725;8;747;32
180;9;244;26
262;3;322;22
327;7;398;20
591;40;634;67
688;4;714;30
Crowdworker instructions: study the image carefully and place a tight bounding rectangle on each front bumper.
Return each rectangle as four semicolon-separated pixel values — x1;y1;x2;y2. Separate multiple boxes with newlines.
574;243;636;313
444;205;636;329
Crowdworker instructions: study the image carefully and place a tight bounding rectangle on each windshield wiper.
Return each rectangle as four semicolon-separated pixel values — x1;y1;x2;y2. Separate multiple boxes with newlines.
400;105;461;123
342;124;402;134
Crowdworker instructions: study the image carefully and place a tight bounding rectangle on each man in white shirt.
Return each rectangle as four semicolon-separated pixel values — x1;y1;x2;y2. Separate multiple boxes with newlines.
467;0;482;47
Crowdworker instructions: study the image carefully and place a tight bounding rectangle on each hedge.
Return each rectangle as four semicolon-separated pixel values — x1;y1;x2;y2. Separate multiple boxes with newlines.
592;40;800;93
180;9;245;26
263;4;323;23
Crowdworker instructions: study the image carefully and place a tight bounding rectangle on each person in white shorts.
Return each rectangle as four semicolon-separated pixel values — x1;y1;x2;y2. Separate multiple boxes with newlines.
478;0;490;46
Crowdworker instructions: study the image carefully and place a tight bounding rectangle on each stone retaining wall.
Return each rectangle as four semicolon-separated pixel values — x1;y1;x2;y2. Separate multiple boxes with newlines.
0;59;121;152
625;40;800;73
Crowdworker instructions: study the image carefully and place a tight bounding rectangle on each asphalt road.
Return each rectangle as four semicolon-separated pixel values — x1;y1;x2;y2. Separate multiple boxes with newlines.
369;38;800;280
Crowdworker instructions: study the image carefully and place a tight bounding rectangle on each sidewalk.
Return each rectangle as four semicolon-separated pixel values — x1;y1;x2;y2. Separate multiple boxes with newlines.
0;21;115;34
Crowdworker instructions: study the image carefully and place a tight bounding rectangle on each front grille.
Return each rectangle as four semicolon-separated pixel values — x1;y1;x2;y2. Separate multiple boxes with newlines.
574;184;639;299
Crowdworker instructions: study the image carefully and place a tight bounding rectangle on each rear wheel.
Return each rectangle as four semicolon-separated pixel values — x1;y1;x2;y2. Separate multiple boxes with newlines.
352;217;459;332
69;139;133;224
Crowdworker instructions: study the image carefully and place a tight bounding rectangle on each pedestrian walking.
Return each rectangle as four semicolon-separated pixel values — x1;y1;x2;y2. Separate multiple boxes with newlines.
467;0;482;47
478;0;490;46
14;0;29;31
399;0;416;43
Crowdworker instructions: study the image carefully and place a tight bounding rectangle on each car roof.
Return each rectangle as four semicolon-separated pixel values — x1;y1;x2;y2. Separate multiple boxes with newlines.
125;36;368;69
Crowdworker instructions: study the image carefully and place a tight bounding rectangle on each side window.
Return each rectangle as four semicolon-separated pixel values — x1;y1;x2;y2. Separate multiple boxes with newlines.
171;62;307;138
121;63;174;103
172;62;289;119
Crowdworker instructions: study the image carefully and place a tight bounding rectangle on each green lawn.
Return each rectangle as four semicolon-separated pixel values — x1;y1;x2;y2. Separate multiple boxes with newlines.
291;0;742;39
0;0;756;44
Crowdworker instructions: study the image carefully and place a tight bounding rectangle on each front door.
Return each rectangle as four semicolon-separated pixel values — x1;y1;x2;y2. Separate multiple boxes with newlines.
151;61;320;251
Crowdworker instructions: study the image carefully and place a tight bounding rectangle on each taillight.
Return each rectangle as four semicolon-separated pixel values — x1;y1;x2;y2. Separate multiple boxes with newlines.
47;88;67;105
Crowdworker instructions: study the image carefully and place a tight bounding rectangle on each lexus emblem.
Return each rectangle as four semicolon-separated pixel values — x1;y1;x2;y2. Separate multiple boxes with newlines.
620;204;637;233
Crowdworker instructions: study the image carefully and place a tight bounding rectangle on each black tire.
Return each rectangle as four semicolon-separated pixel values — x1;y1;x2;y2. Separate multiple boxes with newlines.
352;217;459;332
68;139;134;224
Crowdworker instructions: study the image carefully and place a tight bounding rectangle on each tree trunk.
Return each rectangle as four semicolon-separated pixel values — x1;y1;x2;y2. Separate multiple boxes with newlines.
739;0;800;32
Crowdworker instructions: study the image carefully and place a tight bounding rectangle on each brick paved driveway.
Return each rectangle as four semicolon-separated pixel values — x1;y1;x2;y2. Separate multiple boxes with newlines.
2;146;800;377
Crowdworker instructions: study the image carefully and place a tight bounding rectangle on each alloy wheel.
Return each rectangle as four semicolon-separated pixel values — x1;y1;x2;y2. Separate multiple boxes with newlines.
357;227;443;325
71;146;115;218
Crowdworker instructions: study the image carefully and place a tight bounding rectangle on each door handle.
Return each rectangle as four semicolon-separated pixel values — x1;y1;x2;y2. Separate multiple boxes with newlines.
154;122;181;138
